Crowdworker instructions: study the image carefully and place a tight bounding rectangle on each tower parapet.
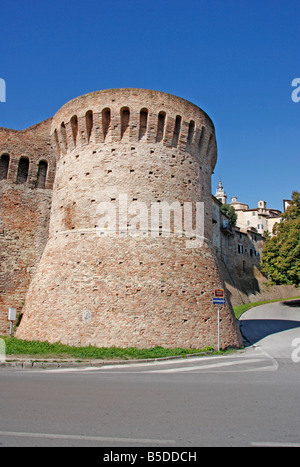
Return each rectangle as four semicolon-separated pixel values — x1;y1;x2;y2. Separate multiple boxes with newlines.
50;88;217;169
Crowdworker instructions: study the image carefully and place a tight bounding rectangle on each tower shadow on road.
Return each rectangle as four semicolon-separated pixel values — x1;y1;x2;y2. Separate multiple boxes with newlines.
281;299;300;308
239;318;300;346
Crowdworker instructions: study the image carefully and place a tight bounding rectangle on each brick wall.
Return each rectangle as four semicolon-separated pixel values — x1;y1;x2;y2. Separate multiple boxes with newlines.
0;119;55;334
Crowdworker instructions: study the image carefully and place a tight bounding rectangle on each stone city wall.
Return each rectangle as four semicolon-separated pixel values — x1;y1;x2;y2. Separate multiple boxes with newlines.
0;119;55;334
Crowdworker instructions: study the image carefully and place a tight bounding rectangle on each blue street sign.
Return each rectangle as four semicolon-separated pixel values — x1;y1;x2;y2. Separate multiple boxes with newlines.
213;297;226;305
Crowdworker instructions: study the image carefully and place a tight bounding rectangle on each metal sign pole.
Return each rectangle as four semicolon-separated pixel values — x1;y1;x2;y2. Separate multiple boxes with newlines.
213;291;225;352
218;304;220;352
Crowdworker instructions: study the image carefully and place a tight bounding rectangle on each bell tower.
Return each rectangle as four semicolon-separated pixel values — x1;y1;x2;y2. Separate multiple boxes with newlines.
215;179;227;204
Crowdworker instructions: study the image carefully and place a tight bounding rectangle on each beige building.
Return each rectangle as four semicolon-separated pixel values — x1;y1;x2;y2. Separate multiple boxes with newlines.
212;195;264;271
212;189;298;306
214;180;282;235
230;198;282;235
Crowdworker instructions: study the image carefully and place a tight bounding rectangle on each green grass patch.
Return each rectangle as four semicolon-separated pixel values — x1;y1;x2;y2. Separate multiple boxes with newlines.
233;296;300;319
1;336;215;360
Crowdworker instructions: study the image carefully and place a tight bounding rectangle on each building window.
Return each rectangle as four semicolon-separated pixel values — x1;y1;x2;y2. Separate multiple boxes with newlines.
121;107;130;139
238;244;244;254
102;108;111;141
0;154;9;180
70;115;78;146
198;126;205;151
36;160;48;188
156;112;166;142
16;157;29;184
86;110;93;142
53;129;60;152
172;115;181;147
60;122;68;150
187;120;195;145
139;109;148;140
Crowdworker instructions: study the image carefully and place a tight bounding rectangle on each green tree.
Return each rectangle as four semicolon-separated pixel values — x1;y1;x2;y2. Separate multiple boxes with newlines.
261;191;300;286
220;204;237;226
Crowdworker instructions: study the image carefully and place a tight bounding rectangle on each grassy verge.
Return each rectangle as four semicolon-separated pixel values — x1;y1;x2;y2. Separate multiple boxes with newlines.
233;296;300;319
1;336;215;361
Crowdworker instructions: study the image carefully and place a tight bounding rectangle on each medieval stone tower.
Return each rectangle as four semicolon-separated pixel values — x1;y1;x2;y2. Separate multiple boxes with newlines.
1;88;242;349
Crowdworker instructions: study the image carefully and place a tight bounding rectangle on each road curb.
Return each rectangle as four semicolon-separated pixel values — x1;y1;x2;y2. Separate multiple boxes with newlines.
0;351;216;370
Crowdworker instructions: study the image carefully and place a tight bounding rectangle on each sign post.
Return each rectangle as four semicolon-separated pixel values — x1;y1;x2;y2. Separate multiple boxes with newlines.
212;290;225;351
8;308;17;338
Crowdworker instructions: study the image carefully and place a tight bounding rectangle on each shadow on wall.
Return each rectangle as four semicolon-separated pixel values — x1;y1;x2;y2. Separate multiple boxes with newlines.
219;259;299;307
219;259;261;303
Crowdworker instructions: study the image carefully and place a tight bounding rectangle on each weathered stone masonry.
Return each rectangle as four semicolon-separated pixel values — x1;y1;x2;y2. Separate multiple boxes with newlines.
1;89;242;348
0;119;56;334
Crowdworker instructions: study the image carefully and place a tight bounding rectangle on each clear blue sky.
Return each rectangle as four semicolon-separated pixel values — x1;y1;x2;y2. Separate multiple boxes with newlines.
0;0;299;211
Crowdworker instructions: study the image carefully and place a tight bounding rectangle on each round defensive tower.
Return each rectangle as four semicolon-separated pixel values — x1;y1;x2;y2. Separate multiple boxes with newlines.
17;88;242;349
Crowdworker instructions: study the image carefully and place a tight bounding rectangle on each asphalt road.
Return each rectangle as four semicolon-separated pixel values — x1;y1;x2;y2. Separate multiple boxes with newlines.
0;300;300;447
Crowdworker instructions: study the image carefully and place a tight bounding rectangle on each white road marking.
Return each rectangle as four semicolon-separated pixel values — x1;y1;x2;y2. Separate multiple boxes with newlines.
0;430;176;445
43;354;243;373
25;347;277;375
251;441;300;447
143;358;266;373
